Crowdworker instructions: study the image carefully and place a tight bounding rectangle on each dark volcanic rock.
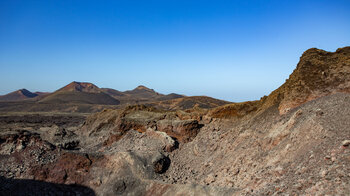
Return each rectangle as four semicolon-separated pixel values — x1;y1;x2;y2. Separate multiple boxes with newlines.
153;154;171;174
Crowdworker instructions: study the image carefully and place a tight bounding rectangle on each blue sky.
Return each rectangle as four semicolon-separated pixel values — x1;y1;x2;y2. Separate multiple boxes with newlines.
1;0;350;101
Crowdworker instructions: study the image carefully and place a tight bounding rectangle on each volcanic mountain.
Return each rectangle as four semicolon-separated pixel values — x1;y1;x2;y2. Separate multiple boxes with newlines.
0;89;41;101
102;85;186;105
56;81;101;93
124;85;161;98
39;82;120;105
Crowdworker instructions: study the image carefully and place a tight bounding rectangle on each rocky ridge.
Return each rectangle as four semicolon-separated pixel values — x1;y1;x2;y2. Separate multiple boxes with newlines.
209;46;350;119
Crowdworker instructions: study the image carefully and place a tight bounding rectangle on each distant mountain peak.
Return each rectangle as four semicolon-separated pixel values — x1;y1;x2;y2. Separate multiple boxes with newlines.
39;81;120;105
130;85;157;94
58;81;100;93
135;85;152;91
0;88;38;101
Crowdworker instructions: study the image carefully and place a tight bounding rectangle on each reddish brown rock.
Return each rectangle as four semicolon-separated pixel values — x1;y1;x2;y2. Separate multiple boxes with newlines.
157;119;202;143
30;152;98;185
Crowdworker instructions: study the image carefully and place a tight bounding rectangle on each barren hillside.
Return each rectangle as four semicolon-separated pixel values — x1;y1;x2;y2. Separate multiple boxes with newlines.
0;47;349;195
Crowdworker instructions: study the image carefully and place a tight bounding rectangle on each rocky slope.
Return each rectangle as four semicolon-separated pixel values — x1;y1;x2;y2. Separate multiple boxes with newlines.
148;96;230;110
263;46;350;114
161;93;350;195
209;46;350;119
0;47;349;195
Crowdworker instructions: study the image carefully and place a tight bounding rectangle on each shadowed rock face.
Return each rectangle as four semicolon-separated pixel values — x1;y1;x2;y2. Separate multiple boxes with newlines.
0;176;96;196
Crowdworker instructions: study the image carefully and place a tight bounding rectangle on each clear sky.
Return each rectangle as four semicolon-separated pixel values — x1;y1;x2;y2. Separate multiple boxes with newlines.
1;0;350;102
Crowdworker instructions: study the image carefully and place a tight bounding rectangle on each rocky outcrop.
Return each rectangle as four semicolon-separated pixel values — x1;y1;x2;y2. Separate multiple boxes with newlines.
0;130;54;156
0;130;97;193
157;119;202;143
145;128;177;152
262;46;350;114
208;47;350;119
80;105;203;148
40;125;80;150
30;152;96;184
